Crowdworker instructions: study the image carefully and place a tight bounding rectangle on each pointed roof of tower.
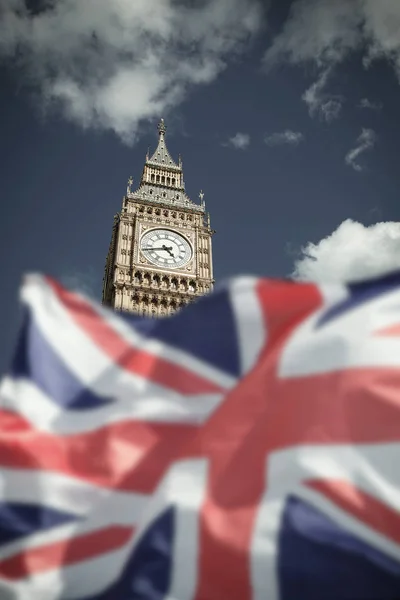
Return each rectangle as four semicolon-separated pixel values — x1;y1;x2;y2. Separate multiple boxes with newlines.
127;117;205;213
147;118;180;169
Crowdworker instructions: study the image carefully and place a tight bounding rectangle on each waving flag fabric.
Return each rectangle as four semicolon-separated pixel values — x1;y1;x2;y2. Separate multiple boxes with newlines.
2;273;400;599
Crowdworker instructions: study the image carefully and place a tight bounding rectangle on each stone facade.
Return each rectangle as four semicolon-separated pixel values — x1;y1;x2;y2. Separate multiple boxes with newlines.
102;119;215;316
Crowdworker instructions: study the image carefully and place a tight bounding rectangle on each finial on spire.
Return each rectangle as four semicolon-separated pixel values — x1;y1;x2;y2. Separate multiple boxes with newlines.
158;118;166;136
127;175;133;196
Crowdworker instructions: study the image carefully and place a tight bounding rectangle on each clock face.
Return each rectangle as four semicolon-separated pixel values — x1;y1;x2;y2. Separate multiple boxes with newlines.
140;228;192;269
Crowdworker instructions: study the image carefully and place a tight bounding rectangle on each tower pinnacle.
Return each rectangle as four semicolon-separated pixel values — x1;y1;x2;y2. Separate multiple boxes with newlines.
126;118;205;212
158;118;167;136
147;118;178;169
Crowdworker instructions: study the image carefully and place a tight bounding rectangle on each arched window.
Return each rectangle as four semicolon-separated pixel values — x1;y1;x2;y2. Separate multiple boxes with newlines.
151;174;155;182
172;178;176;186
132;294;139;309
151;298;158;316
156;175;160;183
167;177;170;185
161;176;165;184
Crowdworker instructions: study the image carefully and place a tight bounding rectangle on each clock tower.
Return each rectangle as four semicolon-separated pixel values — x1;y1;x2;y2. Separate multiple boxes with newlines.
102;119;215;317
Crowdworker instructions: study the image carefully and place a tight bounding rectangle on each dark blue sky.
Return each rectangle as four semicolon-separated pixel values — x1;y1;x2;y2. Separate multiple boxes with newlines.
1;0;400;373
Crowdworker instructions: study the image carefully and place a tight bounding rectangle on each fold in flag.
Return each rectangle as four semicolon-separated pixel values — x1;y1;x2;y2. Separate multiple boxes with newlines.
2;272;400;599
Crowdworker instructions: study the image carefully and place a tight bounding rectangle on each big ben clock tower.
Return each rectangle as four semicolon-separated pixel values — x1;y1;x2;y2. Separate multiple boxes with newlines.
102;119;215;317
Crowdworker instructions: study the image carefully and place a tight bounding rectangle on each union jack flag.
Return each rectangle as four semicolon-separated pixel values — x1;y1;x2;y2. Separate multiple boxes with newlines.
1;272;400;599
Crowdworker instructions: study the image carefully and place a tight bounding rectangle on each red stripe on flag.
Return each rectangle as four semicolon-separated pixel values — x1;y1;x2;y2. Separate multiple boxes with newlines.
0;526;133;580
0;409;32;433
192;280;323;600
46;277;225;396
0;417;197;493
306;479;400;547
259;368;400;452
376;324;400;337
256;278;323;352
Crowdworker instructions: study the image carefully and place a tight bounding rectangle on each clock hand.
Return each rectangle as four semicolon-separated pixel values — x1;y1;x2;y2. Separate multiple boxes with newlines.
163;245;175;258
142;246;173;251
142;245;176;258
160;245;176;258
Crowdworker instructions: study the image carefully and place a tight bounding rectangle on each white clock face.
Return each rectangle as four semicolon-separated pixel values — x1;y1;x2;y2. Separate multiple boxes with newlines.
140;229;192;269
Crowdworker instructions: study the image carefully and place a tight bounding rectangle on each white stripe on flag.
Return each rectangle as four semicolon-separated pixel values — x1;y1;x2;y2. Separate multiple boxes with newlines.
0;376;223;434
229;277;266;375
0;468;146;525
123;458;209;600
280;284;400;377
0;541;133;600
251;497;284;600
164;459;208;600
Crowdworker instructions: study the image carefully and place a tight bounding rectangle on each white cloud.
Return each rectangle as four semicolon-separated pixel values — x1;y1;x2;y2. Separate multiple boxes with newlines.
345;128;377;172
265;0;400;119
224;132;251;150
264;0;362;68
359;98;383;110
293;219;400;283
319;98;343;122
0;0;262;143
264;130;304;146
302;67;343;122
